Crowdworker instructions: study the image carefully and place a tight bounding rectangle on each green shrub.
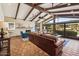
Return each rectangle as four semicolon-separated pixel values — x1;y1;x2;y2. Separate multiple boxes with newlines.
55;30;64;35
55;30;77;37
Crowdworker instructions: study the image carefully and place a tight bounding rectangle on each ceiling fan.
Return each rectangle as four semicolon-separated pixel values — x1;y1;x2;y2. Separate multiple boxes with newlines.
38;16;44;19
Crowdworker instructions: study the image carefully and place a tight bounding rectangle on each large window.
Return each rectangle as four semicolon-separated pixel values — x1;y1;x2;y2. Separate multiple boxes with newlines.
56;24;64;31
45;17;79;37
66;23;79;32
43;24;53;34
66;23;79;36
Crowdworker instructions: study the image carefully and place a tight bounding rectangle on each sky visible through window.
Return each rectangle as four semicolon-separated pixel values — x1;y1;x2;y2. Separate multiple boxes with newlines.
48;17;79;24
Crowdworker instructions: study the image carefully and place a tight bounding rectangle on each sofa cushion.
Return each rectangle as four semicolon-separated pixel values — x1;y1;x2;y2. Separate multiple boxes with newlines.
40;34;57;42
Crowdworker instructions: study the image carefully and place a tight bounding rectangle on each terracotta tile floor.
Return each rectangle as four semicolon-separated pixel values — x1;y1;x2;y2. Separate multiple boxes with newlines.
10;37;48;56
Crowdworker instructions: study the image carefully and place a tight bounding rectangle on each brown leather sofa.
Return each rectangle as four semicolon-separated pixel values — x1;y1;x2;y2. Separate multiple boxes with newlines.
29;32;64;56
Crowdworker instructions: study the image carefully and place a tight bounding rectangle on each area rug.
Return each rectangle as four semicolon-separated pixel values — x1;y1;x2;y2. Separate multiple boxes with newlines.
63;40;70;46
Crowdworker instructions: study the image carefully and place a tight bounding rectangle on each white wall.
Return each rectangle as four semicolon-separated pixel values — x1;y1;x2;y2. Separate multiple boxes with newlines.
0;4;4;21
14;19;35;35
5;17;35;36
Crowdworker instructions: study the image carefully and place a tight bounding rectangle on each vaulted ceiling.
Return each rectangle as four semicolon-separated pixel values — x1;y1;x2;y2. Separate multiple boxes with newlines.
1;3;79;23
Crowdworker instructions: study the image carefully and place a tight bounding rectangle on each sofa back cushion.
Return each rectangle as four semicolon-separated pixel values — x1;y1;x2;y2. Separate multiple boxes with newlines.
40;34;57;42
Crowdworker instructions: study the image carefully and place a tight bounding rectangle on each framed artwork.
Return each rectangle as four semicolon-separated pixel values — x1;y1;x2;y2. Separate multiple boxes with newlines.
7;22;15;30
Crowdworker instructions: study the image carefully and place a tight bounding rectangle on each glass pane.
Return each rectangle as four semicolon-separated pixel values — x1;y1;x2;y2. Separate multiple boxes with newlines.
55;24;64;36
56;24;64;31
43;24;53;34
66;23;79;36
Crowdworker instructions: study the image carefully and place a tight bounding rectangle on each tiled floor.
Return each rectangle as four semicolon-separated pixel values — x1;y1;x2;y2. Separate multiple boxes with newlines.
10;36;79;56
62;38;79;56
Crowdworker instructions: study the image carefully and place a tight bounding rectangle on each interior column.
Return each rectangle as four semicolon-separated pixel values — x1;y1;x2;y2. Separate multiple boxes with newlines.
53;16;56;34
40;22;43;33
64;23;66;37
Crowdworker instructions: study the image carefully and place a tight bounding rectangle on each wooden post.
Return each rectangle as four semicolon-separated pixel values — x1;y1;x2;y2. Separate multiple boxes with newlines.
0;28;4;51
40;22;43;33
64;23;66;37
53;16;56;34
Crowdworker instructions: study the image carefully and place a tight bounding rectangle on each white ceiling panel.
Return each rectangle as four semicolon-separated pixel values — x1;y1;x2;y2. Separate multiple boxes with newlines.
37;14;52;23
38;12;47;17
17;3;32;19
48;5;79;12
39;3;52;8
33;12;46;21
44;14;51;19
26;8;40;21
2;3;18;18
37;19;44;23
53;3;60;7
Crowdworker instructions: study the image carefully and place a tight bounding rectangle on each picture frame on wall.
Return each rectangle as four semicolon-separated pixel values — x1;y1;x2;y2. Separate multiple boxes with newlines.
7;22;15;30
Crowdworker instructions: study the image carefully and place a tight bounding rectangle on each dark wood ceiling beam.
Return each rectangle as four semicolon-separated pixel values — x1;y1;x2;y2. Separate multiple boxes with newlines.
26;3;54;22
49;9;79;13
58;16;79;18
31;12;42;21
52;3;53;7
24;3;43;21
42;16;52;22
55;14;79;18
24;7;34;20
48;3;63;11
26;3;52;15
56;14;79;16
55;14;79;16
26;3;45;11
46;3;79;10
15;3;20;19
43;14;48;17
34;3;43;6
36;14;48;22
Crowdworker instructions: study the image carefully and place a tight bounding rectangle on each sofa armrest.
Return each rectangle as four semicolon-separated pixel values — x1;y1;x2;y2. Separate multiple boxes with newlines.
55;38;65;48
